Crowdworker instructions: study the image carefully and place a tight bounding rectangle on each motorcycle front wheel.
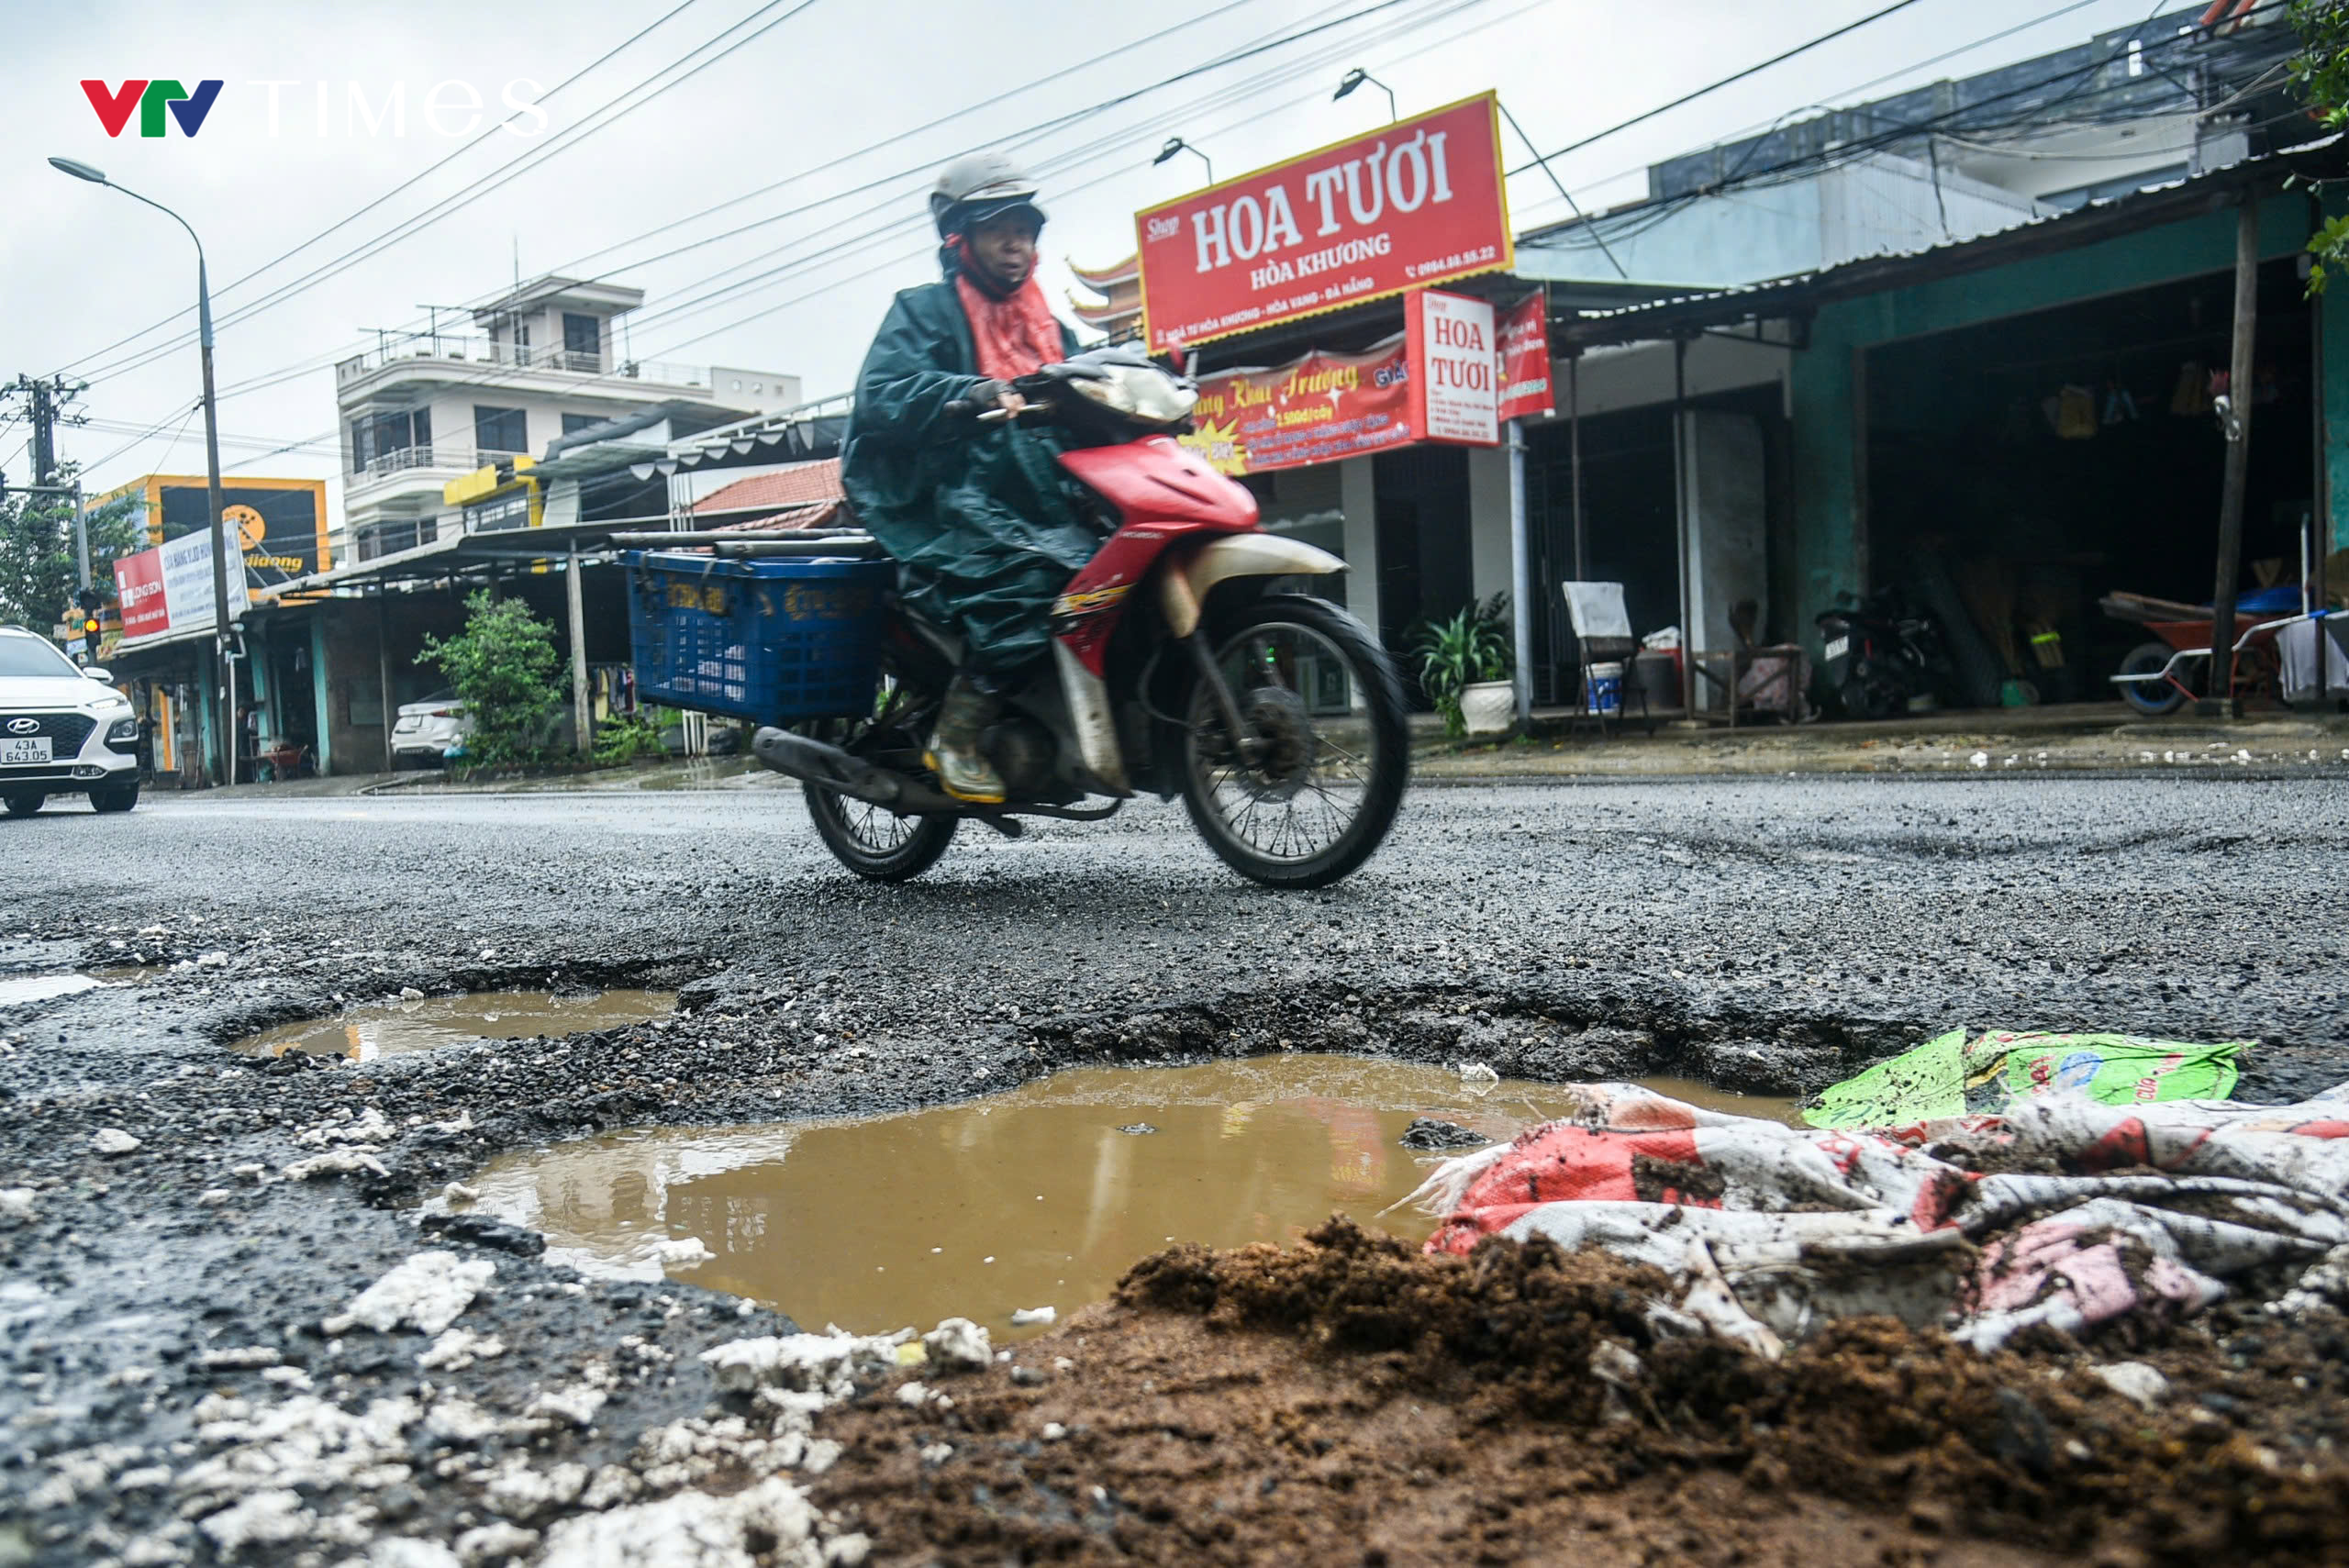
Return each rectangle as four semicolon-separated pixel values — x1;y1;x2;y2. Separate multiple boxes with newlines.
1180;594;1409;889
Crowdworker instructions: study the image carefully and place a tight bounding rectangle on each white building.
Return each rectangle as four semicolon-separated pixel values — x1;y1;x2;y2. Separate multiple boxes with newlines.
333;275;799;562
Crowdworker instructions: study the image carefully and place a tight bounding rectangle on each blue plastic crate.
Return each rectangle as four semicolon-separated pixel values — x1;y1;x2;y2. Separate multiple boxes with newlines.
624;550;895;722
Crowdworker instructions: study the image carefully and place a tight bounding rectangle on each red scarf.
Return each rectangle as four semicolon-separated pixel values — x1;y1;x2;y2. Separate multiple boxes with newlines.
952;239;1064;382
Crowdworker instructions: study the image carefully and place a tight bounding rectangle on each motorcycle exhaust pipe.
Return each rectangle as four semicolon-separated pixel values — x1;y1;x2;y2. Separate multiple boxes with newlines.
751;726;1014;828
751;727;903;806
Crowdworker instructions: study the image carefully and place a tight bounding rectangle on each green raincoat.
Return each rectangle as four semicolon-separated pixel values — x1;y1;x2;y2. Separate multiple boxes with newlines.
840;279;1097;677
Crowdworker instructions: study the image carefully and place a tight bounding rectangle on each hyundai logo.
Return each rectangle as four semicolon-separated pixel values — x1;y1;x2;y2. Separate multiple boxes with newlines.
6;718;38;735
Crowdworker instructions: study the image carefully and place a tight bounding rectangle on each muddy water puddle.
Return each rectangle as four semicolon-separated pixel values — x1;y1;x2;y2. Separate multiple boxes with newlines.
235;988;675;1062
467;1055;1798;1340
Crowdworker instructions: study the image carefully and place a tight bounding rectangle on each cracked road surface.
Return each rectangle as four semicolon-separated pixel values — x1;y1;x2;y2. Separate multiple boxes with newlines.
3;775;2345;1563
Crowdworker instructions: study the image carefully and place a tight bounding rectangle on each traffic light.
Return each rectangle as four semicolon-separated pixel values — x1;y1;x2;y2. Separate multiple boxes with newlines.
75;586;102;614
81;615;100;641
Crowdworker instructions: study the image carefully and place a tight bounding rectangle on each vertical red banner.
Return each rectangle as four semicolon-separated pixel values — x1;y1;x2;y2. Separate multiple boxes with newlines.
1497;289;1553;423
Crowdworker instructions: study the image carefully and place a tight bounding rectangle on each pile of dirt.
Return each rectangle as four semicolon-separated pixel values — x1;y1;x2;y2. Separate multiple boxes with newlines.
802;1220;2349;1566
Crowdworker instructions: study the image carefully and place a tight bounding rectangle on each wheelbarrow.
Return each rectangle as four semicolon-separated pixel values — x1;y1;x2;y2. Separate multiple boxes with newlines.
2103;592;2289;716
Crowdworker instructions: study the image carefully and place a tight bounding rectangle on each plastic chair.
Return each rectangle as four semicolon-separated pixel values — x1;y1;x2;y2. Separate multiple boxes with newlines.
1562;582;1653;738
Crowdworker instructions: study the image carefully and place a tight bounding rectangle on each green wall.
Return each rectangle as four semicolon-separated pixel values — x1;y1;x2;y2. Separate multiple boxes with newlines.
2322;189;2349;556
1789;192;2325;635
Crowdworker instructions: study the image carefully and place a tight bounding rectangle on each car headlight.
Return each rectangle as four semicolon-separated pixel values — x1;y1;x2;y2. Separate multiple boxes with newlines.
106;717;140;745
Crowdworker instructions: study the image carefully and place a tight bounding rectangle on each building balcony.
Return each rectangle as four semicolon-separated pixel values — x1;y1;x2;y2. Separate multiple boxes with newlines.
342;444;484;502
334;337;709;393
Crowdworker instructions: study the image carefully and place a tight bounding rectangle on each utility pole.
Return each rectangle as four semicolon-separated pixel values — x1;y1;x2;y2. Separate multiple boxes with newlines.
2204;192;2260;717
4;373;93;590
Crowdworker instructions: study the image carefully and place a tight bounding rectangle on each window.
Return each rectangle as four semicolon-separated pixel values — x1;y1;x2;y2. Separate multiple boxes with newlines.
349;407;429;473
562;412;602;437
562;313;601;368
464;493;533;533
473;406;527;456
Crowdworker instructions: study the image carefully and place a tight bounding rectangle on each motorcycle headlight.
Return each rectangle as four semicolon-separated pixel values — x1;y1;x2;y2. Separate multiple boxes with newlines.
1068;365;1197;427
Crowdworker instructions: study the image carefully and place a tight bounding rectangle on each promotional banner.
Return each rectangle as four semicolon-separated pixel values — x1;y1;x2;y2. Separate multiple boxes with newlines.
113;548;169;639
1406;288;1498;446
1136;92;1512;353
1497;288;1554;422
1178;339;1415;477
113;530;251;641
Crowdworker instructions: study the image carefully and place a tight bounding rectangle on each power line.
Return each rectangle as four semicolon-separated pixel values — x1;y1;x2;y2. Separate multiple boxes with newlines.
83;0;1429;394
98;0;1522;489
69;0;829;391
46;0;713;382
68;0;1477;460
1535;2;2274;255
1509;0;1938;181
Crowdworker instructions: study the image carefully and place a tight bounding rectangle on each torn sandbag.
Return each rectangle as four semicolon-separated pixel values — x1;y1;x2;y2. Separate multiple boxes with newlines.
1408;1081;2349;1358
1801;1028;2243;1129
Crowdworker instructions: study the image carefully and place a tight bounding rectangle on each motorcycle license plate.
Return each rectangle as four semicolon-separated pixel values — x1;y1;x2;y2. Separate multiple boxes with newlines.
1822;636;1850;662
2;738;52;766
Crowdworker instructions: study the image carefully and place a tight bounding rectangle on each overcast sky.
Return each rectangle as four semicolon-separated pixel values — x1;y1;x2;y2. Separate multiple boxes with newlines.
2;0;2176;527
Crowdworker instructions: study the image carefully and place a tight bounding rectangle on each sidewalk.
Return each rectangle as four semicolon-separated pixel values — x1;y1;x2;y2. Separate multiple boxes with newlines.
1414;701;2349;779
161;704;2349;801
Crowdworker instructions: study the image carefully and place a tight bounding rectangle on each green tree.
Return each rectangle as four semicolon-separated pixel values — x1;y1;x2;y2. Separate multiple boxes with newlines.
2294;1;2349;290
418;588;565;769
0;467;141;631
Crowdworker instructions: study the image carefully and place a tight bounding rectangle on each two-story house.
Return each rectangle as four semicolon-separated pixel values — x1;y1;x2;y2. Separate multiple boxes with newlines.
334;275;799;562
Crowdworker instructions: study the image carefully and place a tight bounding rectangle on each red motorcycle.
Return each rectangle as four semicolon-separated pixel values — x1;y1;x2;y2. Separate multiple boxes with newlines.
753;348;1409;889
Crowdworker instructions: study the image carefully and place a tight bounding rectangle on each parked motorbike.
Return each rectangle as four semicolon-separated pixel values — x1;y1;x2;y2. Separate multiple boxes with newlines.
1814;588;1953;719
752;347;1411;889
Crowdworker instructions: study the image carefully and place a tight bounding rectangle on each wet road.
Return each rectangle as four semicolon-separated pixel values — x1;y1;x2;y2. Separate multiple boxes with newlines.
5;773;2347;1559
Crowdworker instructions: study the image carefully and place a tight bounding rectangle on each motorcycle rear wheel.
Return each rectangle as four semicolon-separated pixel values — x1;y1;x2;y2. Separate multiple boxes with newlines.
803;784;959;882
1180;595;1409;889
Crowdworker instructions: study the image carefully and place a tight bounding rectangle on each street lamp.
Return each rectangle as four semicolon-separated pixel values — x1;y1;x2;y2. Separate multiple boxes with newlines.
1152;137;1213;187
1334;68;1397;123
50;155;237;787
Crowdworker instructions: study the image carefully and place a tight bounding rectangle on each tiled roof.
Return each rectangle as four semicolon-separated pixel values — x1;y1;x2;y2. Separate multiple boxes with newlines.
692;458;842;517
710;499;848;533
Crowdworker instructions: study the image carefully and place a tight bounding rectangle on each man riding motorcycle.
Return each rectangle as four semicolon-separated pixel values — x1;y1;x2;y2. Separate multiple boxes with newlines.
839;154;1097;806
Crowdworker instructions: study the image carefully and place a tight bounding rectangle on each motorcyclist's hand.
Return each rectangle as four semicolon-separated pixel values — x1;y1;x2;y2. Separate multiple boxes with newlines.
996;390;1029;416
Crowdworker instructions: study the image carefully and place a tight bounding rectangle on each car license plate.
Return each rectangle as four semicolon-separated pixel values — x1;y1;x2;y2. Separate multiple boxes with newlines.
1;738;52;766
1823;635;1850;662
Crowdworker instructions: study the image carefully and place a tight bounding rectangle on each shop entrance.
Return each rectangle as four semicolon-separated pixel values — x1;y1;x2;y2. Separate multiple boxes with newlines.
1522;387;1788;709
1861;261;2315;706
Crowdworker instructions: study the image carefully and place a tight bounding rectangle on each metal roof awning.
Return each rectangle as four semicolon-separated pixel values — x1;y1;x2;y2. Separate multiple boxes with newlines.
1551;139;2349;350
274;513;680;594
631;393;853;481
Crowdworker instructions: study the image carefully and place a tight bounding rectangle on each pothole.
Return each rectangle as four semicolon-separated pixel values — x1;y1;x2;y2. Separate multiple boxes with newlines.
462;1054;1798;1340
235;988;676;1062
0;973;112;1007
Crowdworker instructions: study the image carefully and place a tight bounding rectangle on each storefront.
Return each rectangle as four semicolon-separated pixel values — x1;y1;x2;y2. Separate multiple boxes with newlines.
1552;150;2349;714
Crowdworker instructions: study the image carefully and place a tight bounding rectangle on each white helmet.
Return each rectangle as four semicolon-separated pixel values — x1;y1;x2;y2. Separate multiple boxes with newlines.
930;152;1045;239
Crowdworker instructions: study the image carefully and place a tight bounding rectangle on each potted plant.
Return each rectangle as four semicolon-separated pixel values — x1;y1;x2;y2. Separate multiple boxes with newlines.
1411;594;1515;739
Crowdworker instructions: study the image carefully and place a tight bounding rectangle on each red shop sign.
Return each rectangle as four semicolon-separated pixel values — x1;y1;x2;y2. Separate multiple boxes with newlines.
1135;91;1513;354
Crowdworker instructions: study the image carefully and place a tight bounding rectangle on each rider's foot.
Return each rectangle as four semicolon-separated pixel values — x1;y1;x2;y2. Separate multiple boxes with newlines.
925;673;1006;806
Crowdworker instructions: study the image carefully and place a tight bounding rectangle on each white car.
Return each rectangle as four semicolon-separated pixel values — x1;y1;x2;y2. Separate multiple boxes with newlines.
389;689;473;768
0;627;141;816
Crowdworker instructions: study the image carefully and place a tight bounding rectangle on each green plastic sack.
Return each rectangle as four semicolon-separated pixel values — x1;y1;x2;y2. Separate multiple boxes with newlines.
1801;1029;2242;1129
